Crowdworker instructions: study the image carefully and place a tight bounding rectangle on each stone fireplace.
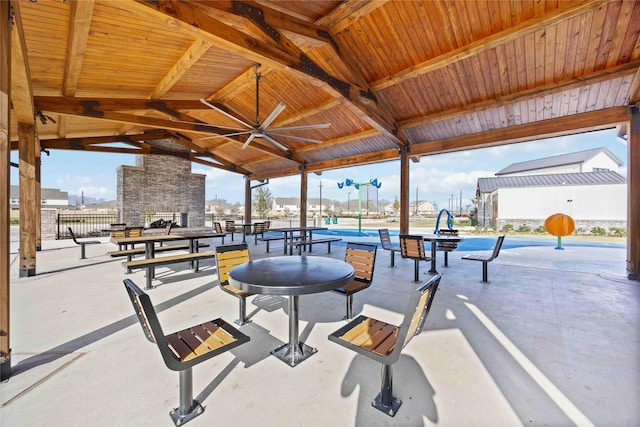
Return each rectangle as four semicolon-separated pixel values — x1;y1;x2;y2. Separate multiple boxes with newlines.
117;139;205;228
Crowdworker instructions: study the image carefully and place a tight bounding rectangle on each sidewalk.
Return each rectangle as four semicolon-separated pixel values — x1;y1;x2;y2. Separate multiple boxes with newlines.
1;230;638;426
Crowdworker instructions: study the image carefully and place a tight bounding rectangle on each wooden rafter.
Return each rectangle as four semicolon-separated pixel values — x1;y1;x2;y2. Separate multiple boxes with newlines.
150;38;212;98
63;0;94;97
316;0;390;34
10;1;34;123
296;129;380;153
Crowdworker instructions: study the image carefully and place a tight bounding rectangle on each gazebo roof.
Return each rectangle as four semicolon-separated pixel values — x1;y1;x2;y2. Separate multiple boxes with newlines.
9;1;639;180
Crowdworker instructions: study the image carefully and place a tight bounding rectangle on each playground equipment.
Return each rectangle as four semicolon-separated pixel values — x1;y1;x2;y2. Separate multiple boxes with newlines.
544;213;575;250
337;178;381;233
433;209;455;234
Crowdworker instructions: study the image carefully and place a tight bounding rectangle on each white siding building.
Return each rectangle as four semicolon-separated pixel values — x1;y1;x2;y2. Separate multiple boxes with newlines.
476;148;626;231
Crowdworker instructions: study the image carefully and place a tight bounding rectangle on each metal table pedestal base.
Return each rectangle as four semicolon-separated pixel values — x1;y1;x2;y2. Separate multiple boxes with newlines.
271;342;317;367
270;295;317;367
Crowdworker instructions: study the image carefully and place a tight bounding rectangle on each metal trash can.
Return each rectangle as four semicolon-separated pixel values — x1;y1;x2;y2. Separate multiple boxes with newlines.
332;216;338;224
324;216;330;225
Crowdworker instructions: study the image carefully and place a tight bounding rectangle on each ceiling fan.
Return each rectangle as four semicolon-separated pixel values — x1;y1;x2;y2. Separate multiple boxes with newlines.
183;64;331;150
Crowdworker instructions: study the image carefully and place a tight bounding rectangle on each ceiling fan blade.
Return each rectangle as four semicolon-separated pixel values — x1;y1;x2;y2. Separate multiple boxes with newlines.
200;98;253;129
260;102;286;130
268;123;331;132
170;118;245;131
262;134;290;151
241;133;257;150
194;131;252;141
267;132;323;143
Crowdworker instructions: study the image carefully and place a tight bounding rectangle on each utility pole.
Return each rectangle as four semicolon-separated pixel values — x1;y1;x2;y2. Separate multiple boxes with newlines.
318;180;323;216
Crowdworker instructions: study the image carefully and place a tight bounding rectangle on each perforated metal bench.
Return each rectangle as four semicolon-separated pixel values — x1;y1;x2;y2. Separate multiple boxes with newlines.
462;235;505;283
68;227;101;259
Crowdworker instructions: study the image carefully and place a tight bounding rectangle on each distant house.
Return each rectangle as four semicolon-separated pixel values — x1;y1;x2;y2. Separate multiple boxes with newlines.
205;199;242;216
10;185;69;211
270;197;337;216
272;197;300;216
476;148;627;231
409;200;437;216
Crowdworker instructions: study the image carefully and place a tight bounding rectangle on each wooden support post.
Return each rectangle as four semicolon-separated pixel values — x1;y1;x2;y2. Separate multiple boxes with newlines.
244;175;251;223
36;150;41;250
627;105;640;280
300;166;308;227
399;147;409;234
18;122;37;277
0;0;11;381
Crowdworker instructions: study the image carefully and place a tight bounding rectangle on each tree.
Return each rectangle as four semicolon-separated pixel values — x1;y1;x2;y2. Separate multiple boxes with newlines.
254;186;273;219
393;196;400;216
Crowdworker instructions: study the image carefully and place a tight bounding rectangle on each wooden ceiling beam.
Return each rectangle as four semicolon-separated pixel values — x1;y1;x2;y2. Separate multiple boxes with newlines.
10;130;172;150
35;96;204;111
35;136;242;172
134;0;407;147
400;60;640;129
33;96;305;163
296;129;380;153
316;1;390;34
150;38;212;98
10;1;34;123
62;0;94;97
272;98;340;127
210;64;273;103
248;107;629;180
409;107;629;156
629;66;640;104
371;0;609;91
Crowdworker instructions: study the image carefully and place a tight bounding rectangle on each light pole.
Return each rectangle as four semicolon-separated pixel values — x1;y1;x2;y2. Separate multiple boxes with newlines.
337;178;381;233
347;192;351;215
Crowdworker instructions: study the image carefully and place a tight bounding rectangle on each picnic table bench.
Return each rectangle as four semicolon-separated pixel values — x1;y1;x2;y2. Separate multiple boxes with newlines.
255;234;287;252
123;251;216;289
108;244;191;261
287;237;342;255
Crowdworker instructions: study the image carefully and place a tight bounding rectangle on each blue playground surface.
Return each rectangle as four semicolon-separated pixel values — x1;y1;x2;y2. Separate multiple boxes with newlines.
310;228;625;251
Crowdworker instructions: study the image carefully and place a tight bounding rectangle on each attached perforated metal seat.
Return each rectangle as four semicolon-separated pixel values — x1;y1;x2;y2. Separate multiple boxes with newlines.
124;279;249;426
329;274;441;417
333;243;377;319
214;243;254;325
399;234;431;282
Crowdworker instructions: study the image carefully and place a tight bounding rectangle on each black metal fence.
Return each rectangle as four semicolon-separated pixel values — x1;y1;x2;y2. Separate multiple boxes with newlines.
57;213;247;239
57;213;118;239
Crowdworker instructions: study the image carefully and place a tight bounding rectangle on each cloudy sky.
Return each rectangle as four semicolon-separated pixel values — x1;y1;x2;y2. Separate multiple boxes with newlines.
10;128;627;210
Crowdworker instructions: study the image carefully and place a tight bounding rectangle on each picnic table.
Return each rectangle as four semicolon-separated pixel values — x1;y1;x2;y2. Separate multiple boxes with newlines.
267;226;328;255
113;232;225;289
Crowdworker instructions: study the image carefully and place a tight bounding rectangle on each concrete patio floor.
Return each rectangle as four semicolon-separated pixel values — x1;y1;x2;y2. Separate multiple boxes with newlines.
1;229;639;426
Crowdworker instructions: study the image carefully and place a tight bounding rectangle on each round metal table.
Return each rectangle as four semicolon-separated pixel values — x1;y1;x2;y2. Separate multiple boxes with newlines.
229;256;354;367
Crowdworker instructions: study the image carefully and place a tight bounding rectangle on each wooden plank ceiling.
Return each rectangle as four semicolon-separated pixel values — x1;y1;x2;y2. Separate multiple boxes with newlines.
9;0;640;180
